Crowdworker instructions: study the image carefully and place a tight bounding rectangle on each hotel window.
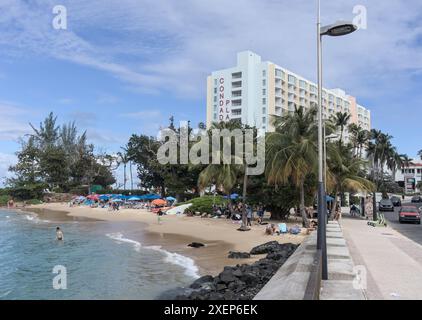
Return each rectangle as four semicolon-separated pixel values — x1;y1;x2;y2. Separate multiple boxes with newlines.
232;81;242;88
275;69;283;78
232;90;242;97
232;99;242;107
262;79;266;86
232;109;242;116
299;80;307;89
262;98;266;105
262;70;266;77
213;113;217;120
329;95;334;102
288;75;296;85
310;85;317;93
214;87;217;94
263;89;266;95
213;96;217;102
232;72;242;79
213;105;217;112
262;117;267;124
262;107;267;114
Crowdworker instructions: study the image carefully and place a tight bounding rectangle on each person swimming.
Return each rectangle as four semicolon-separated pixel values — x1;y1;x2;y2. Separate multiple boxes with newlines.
56;227;64;241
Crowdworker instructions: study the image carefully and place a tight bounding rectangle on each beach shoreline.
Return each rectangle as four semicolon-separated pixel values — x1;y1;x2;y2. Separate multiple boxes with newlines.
22;203;307;277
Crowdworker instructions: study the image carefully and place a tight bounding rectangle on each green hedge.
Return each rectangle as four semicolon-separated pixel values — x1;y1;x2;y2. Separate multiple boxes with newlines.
0;195;9;206
181;196;228;215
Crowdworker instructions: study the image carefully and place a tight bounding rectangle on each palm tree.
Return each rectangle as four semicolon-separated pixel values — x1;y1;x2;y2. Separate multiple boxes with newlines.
332;112;351;147
418;150;422;160
326;144;374;211
116;150;129;190
266;106;318;227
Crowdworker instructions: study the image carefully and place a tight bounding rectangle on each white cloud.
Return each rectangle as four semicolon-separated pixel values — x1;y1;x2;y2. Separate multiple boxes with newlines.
0;102;31;141
0;152;17;186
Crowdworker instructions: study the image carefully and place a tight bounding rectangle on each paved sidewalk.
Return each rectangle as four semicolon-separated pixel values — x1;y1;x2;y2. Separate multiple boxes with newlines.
341;217;422;300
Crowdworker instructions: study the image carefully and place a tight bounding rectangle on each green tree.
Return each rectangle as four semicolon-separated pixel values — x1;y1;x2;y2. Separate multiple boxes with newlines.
332;112;351;147
266;107;318;227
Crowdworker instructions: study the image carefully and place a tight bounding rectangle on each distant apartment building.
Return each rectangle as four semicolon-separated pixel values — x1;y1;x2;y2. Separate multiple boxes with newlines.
206;51;371;140
395;160;422;193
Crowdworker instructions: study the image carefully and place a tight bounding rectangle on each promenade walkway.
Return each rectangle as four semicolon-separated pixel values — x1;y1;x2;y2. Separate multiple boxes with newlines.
341;216;422;300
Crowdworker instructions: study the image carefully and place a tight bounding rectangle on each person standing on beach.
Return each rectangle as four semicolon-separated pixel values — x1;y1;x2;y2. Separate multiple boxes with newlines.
157;209;164;224
56;227;64;241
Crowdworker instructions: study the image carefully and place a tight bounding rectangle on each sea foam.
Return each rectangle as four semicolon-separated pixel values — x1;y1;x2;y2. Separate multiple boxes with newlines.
106;233;199;278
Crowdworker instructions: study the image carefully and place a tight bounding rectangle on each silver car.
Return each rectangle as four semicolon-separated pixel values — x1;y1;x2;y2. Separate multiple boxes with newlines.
379;199;394;212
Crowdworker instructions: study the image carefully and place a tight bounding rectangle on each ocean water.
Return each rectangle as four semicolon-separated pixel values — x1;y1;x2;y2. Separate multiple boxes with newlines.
0;210;199;300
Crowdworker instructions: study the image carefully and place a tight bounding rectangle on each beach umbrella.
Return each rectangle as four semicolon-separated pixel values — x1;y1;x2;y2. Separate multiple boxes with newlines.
128;196;141;201
166;196;176;201
151;199;166;206
99;195;110;200
145;194;161;200
111;199;123;202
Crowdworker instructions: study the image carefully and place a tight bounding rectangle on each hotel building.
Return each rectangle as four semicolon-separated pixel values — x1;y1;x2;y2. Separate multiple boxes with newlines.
206;51;371;139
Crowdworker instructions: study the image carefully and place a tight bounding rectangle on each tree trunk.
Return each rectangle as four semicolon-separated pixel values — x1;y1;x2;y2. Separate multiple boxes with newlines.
331;186;339;220
300;179;309;228
123;163;127;191
239;170;250;231
129;161;133;190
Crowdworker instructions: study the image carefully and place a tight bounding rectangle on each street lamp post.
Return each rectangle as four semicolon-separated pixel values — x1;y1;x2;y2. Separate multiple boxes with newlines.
316;0;357;280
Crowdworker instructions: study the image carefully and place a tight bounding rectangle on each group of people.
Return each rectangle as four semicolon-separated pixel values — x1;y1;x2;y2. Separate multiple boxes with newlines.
211;203;266;225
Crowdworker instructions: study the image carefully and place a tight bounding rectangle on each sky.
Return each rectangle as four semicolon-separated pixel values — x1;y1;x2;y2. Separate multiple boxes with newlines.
0;0;421;186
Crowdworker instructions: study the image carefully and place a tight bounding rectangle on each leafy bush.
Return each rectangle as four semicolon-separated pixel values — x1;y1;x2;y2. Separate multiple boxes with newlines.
26;199;43;205
8;183;47;201
0;195;9;206
182;196;228;214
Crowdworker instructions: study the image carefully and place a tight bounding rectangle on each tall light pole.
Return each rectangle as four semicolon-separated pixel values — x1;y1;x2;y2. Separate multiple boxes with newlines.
317;0;357;280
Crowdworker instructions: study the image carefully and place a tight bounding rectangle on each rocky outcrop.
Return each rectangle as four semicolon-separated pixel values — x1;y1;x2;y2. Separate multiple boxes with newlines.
174;242;298;300
228;252;251;259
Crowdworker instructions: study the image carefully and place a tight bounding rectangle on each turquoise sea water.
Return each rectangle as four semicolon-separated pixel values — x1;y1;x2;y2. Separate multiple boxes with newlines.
0;210;198;300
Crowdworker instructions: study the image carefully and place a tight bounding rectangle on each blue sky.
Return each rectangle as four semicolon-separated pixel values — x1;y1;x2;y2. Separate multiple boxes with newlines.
0;0;421;185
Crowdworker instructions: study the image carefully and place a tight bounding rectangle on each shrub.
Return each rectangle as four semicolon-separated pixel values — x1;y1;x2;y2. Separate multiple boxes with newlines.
26;199;43;205
0;195;9;206
182;196;228;214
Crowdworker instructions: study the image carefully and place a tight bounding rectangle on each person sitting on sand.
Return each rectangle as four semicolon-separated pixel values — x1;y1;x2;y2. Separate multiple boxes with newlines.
265;224;277;235
56;227;64;241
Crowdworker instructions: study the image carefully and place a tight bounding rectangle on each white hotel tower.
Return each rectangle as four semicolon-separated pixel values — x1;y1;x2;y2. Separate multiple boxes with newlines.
206;51;371;139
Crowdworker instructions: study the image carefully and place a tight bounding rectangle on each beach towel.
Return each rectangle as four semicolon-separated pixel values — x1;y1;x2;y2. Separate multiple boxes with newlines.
278;223;288;234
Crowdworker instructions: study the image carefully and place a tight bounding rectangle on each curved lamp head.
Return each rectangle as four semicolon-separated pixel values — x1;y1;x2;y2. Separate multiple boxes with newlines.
321;21;357;37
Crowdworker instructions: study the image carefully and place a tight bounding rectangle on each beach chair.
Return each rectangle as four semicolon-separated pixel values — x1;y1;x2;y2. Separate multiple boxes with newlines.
278;223;288;234
367;213;387;227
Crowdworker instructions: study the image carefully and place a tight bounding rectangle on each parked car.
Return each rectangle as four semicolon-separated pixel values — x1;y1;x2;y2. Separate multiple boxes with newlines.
390;196;402;207
399;206;421;224
379;198;394;211
411;196;422;203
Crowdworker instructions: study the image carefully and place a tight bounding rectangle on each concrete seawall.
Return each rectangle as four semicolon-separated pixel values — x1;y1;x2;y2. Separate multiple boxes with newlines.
254;221;365;300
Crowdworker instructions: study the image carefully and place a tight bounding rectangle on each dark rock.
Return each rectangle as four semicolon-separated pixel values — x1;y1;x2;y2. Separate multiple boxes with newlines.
250;241;281;255
233;269;243;277
228;251;251;259
219;270;237;283
190;275;214;289
188;242;205;248
179;242;298;301
216;283;227;291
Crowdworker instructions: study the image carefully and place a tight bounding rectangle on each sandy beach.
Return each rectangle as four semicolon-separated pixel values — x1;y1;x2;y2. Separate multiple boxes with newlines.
24;203;307;276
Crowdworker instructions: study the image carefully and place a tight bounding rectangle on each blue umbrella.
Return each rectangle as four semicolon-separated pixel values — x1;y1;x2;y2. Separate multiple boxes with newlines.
99;195;110;200
230;193;239;200
166;196;176;201
128;196;141;201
